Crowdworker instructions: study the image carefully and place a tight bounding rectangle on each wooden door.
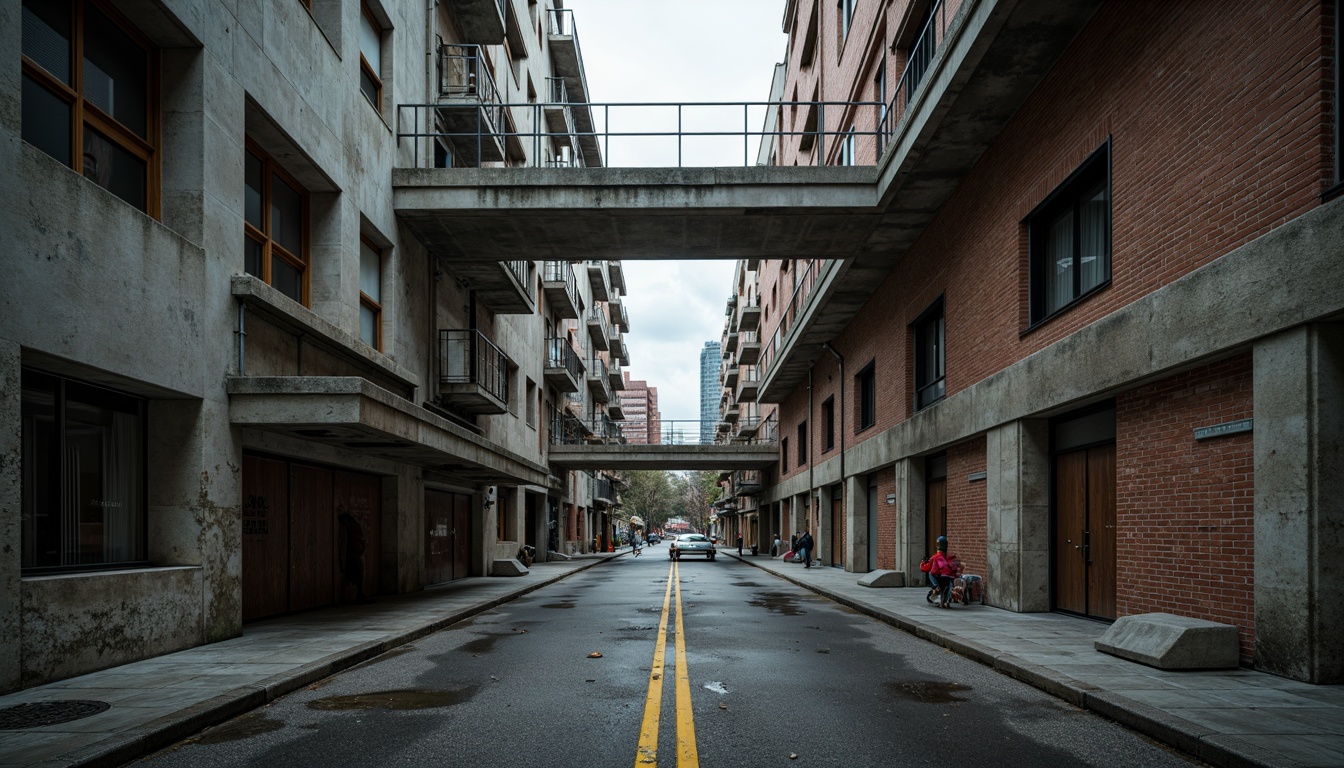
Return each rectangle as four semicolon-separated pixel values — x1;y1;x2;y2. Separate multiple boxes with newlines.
1053;446;1116;619
925;479;947;559
242;455;289;621
288;463;334;612
453;492;472;580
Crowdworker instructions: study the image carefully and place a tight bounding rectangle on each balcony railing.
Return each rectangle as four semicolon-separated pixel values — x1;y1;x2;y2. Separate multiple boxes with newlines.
880;0;951;155
759;259;826;376
586;304;610;349
648;419;779;446
434;43;506;166
438;329;510;413
545;337;584;383
551;412;625;445
543;261;581;319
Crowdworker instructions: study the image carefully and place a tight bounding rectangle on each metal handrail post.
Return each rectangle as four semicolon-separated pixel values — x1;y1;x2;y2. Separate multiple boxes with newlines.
818;102;825;166
678;104;682;167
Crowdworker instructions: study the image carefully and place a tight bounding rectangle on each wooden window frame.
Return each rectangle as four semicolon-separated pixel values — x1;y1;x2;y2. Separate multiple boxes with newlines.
358;2;383;112
244;139;311;306
358;234;383;351
20;0;161;217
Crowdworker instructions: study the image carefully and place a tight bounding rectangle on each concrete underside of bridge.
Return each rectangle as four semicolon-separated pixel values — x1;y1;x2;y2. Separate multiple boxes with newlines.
393;0;1105;401
547;443;778;471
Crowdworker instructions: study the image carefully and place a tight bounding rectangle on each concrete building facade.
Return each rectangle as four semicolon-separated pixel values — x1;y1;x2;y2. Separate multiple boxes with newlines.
722;0;1344;684
2;0;625;692
619;371;661;445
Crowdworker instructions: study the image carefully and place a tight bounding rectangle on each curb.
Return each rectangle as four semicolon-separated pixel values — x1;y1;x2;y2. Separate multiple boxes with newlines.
56;555;615;768
725;553;1280;768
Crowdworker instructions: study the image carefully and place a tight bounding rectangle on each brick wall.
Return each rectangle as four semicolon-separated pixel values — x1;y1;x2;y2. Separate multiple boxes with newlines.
1116;354;1256;662
945;437;987;578
874;466;898;569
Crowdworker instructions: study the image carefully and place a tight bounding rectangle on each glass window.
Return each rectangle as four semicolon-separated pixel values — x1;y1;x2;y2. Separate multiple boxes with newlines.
20;0;156;215
359;237;382;349
359;3;382;109
822;397;834;452
244;144;308;304
797;421;808;465
857;361;876;430
22;369;146;572
1029;144;1111;324
914;297;945;410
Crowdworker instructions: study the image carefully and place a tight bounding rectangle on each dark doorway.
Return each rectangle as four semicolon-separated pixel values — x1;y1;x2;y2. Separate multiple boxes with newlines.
925;454;947;559
426;488;473;585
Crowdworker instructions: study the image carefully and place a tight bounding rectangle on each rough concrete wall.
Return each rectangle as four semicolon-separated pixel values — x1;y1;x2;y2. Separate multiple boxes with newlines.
985;420;1050;612
1116;355;1255;662
0;341;20;692
20;568;204;688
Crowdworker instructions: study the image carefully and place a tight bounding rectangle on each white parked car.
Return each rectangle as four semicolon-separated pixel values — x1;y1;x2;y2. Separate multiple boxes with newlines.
669;533;716;561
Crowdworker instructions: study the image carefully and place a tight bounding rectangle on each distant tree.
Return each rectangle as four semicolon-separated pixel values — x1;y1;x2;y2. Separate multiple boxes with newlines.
672;470;722;532
623;470;676;530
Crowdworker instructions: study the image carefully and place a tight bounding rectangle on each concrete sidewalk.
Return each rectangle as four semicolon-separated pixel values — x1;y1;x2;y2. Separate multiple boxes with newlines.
0;554;618;768
724;550;1344;768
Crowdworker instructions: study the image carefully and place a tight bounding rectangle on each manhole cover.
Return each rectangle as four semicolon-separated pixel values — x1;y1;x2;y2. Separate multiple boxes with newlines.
0;701;111;730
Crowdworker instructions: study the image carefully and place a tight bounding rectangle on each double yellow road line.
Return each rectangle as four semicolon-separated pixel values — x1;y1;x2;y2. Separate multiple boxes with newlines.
635;560;698;767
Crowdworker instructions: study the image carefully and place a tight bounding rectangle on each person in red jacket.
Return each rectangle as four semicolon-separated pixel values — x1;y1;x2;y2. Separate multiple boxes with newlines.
928;536;956;608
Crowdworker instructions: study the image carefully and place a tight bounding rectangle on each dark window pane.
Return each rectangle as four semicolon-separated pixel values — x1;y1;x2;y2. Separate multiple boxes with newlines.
22;0;72;84
1078;179;1109;293
360;305;377;347
82;3;148;138
22;75;71;165
270;176;303;254
244;236;263;277
83;127;146;211
64;380;144;565
360;70;380;108
244;151;263;229
273;256;302;302
21;371;61;569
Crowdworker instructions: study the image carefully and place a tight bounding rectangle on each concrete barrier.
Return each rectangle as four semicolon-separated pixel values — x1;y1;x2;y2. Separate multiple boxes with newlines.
1095;613;1239;669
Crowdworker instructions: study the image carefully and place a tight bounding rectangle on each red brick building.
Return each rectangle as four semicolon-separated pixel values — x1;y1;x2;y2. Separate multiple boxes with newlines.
620;371;662;444
731;0;1343;683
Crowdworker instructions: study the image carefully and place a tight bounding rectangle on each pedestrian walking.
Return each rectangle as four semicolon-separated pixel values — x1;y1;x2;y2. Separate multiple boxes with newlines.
737;532;744;555
799;530;814;568
771;534;781;557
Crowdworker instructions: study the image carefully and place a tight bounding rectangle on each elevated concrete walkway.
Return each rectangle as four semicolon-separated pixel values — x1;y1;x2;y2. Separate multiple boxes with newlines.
546;442;778;470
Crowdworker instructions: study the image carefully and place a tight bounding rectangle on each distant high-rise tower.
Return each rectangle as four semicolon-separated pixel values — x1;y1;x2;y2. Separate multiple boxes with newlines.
699;341;722;444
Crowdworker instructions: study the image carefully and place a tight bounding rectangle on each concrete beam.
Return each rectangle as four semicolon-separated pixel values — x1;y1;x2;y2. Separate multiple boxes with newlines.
546;442;779;471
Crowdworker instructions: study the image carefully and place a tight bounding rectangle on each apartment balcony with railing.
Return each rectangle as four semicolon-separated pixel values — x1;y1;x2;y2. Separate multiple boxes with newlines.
723;329;738;354
607;399;625;421
546;8;602;167
544;337;584;393
587;357;612;403
608;327;625;361
609;296;629;332
435;43;509;166
723;362;739;390
737;327;762;366
608;260;626;295
607;357;624;391
736;295;761;332
586;305;610;351
591;474;616;507
737;365;760;402
585;259;610;302
543;77;580;165
438;328;510;414
732;469;764;496
542;261;581;320
443;0;505;44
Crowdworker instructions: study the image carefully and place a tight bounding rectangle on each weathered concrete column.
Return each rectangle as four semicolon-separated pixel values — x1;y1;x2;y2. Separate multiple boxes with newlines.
0;340;20;692
896;458;923;584
985;419;1051;612
817;489;832;566
387;468;422;593
1254;324;1344;684
845;474;867;572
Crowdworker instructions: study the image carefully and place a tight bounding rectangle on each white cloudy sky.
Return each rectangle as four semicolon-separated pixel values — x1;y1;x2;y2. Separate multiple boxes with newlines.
562;0;788;422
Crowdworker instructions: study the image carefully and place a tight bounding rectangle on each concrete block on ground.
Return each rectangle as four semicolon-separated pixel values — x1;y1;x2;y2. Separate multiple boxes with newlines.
857;570;905;588
1095;613;1239;669
491;559;529;577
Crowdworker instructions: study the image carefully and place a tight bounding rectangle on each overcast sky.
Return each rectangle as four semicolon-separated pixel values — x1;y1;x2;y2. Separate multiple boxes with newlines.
563;0;788;423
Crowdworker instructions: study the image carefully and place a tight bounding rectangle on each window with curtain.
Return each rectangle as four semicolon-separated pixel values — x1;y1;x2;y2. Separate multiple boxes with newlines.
244;142;309;304
20;0;158;215
359;237;383;349
1028;142;1111;324
21;368;146;572
358;3;383;110
914;296;945;410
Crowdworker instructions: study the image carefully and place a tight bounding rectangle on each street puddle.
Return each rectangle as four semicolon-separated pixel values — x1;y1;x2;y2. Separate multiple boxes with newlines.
748;592;808;616
459;634;505;655
540;602;576;609
190;713;285;744
884;680;971;703
308;687;478;711
731;582;762;588
703;682;729;694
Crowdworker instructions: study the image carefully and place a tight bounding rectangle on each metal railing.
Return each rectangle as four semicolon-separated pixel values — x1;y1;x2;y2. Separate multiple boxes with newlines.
551;412;625;445
543;260;580;313
644;419;779;446
588;356;608;382
587;304;610;339
548;76;569;104
759;259;827;376
545;337;584;379
439;329;510;403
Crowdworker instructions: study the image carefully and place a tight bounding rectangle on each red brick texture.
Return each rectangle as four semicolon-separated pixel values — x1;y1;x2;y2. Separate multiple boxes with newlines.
1116;354;1256;663
945;438;987;579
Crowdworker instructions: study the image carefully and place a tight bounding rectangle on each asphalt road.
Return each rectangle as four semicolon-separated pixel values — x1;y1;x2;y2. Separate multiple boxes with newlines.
136;551;1202;767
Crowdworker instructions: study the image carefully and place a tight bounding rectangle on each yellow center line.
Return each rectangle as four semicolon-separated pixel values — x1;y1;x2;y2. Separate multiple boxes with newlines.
635;562;675;766
673;559;699;767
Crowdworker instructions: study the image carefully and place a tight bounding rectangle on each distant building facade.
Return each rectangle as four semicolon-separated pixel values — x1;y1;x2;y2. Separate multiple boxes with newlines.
619;372;661;444
699;341;722;443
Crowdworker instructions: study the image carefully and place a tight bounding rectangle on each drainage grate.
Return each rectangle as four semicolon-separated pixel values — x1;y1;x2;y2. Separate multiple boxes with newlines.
0;701;111;730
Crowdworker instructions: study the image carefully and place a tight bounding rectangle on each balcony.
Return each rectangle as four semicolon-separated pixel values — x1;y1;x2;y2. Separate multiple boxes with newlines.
591;474;616;507
723;363;739;390
543;77;581;166
723;330;738;354
438;329;510;415
585;259;610;302
542;261;581;320
549;405;590;445
737;365;759;402
609;296;629;331
544;338;583;393
609;329;625;361
733;469;764;496
587;358;612;403
609;260;626;295
586;305;610;351
546;9;602;167
746;257;760;271
737;330;760;366
435;44;506;165
608;358;624;391
736;296;761;332
724;400;740;423
444;0;505;44
447;259;535;315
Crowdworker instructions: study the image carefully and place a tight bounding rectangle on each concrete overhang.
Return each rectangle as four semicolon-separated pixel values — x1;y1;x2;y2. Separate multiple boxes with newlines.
547;443;779;471
393;166;880;262
227;376;550;487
